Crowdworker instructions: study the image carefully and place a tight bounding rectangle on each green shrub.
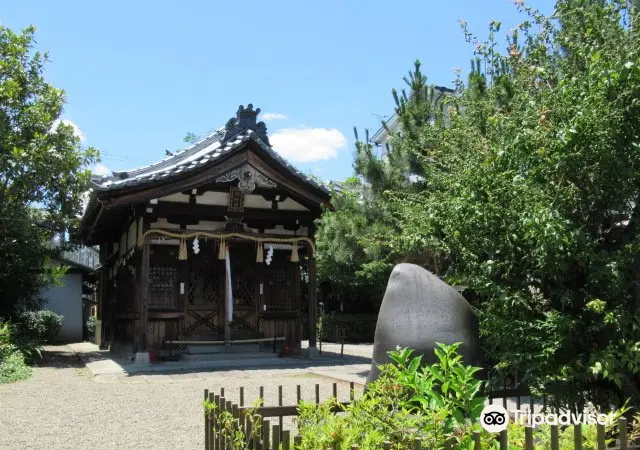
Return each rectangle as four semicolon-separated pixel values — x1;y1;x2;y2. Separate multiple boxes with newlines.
205;343;491;449
11;333;43;364
85;315;97;336
295;343;489;449
0;322;13;359
205;341;636;448
0;350;32;383
503;411;632;450
15;310;63;344
0;322;32;383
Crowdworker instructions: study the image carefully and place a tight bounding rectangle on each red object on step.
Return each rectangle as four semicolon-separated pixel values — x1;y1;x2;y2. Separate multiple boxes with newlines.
279;345;293;357
148;350;160;363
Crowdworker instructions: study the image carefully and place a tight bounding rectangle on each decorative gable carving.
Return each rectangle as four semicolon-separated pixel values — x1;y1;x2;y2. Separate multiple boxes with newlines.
216;163;277;195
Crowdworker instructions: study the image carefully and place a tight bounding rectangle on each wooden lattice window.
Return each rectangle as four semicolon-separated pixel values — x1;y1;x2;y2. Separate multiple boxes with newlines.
266;270;295;311
149;266;178;310
232;265;256;307
188;266;221;306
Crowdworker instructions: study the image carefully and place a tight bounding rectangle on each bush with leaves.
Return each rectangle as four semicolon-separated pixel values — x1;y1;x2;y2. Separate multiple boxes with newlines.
0;321;32;384
203;398;264;450
203;342;638;448
85;315;97;339
202;343;488;449
15;310;63;344
295;343;491;449
505;411;631;450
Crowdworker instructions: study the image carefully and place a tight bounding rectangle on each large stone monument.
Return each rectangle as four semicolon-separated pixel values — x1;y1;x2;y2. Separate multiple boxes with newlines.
366;263;481;385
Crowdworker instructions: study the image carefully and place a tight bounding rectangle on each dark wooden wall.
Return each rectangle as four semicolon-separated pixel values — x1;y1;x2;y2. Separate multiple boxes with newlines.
147;318;180;348
103;233;308;349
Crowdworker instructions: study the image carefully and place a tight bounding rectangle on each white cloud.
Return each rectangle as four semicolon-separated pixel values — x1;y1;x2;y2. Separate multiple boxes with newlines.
91;163;111;177
270;127;347;163
262;112;288;120
52;119;85;142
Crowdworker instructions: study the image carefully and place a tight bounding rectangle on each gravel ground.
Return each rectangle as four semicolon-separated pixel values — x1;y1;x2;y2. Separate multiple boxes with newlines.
0;345;365;450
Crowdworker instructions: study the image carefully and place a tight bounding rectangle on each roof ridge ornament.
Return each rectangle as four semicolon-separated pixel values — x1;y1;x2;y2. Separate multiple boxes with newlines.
222;104;270;146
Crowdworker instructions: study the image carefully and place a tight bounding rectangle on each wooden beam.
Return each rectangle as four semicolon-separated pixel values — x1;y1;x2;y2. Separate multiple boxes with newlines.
224;250;231;349
97;266;107;346
166;337;284;345
260;192;289;203
294;260;301;346
136;238;150;352
308;254;317;349
178;255;188;337
116;312;140;320
151;202;317;222
124;218;129;253
149;312;184;319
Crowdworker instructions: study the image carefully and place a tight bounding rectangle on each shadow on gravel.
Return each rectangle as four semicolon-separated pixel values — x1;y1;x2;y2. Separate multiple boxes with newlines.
35;346;110;369
118;353;372;377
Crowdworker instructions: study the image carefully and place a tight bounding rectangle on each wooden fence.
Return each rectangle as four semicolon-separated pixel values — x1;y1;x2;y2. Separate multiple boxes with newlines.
204;382;356;450
204;384;639;449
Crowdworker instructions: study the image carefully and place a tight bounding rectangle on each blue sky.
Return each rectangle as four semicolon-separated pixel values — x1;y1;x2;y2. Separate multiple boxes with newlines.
3;0;553;182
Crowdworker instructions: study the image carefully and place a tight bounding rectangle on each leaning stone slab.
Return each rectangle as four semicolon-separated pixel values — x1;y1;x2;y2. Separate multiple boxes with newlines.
366;263;481;385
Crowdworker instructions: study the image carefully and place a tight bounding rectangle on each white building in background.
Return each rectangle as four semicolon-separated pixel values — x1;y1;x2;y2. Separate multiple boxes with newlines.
40;234;99;342
370;85;456;155
368;85;455;183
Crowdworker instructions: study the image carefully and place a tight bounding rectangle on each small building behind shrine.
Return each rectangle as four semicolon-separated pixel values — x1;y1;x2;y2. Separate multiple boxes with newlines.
78;104;329;360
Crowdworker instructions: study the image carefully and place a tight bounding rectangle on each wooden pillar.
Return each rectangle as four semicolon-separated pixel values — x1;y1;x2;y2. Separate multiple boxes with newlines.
257;251;265;334
107;260;116;347
179;259;188;337
308;251;317;350
224;252;231;350
178;224;188;338
97;264;107;347
293;257;301;347
135;238;150;353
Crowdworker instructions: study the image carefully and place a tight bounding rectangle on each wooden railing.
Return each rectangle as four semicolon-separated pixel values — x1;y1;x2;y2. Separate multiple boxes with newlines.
204;384;639;449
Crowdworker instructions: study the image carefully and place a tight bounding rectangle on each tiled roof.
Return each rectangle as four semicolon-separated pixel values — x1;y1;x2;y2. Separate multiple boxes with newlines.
92;104;329;194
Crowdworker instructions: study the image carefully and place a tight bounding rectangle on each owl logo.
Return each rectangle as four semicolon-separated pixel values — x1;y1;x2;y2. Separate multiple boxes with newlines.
480;404;510;432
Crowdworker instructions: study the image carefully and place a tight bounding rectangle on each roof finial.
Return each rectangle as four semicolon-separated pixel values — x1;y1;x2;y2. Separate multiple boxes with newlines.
222;104;270;146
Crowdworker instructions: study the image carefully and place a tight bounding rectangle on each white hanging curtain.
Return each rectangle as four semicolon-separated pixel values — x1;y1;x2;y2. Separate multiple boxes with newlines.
225;245;233;322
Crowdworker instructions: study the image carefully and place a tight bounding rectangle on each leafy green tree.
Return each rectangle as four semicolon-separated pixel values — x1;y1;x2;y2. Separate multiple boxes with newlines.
316;62;450;308
0;25;99;317
316;177;394;310
354;60;446;197
378;0;640;408
347;0;640;411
